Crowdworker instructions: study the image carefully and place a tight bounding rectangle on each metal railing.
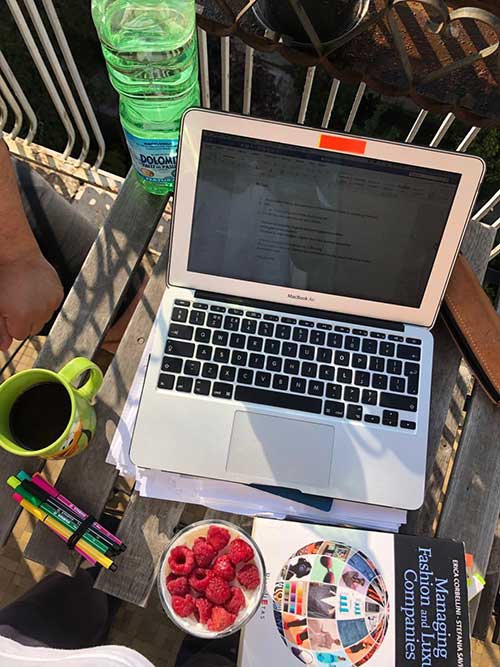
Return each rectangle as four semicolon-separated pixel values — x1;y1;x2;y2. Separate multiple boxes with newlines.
195;32;500;262
1;2;499;260
3;0;105;169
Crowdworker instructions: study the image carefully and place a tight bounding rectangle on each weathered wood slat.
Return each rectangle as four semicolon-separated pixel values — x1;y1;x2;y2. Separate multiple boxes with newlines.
405;221;495;536
437;389;500;627
93;244;181;603
96;492;184;607
21;180;169;566
473;517;500;640
437;289;500;627
493;620;500;645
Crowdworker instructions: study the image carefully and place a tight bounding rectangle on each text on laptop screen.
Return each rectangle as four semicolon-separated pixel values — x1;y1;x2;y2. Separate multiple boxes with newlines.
187;131;461;308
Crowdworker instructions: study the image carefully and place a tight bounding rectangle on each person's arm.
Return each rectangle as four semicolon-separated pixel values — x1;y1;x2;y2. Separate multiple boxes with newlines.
0;140;63;350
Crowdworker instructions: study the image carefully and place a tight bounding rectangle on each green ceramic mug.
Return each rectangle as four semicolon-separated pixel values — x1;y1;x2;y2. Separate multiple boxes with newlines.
0;357;103;460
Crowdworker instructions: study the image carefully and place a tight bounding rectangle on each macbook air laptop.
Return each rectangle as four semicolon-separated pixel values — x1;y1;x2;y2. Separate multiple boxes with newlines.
130;109;484;510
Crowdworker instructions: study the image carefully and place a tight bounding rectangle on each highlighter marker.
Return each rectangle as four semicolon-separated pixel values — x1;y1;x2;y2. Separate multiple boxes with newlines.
28;472;125;550
16;473;121;554
12;493;96;566
8;477;115;557
11;493;117;571
15;477;120;556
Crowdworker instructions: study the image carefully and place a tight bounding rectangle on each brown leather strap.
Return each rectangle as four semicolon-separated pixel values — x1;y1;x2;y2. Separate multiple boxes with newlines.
443;254;500;405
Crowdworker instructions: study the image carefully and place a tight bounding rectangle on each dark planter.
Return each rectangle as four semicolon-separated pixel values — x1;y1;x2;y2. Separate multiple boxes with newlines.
253;0;369;47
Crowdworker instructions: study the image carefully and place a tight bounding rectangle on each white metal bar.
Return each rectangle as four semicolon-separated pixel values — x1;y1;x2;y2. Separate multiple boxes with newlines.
0;72;23;138
490;243;500;260
344;82;366;133
0;94;8;131
0;51;37;143
23;0;90;165
321;78;340;129
491;217;500;229
473;189;500;222
243;45;254;116
221;36;230;112
197;27;210;109
429;112;455;148
405;109;428;143
6;0;75;158
457;126;480;153
42;0;105;168
298;67;316;125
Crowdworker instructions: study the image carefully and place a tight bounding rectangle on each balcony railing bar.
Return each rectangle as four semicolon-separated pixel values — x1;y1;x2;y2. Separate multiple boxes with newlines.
221;36;230;112
197;27;211;109
0;94;8;132
0;72;23;139
457;127;481;153
430;113;456;148
473;190;500;223
298;66;316;125
344;82;366;133
321;78;340;129
41;0;106;168
0;50;37;143
23;0;90;165
405;110;429;143
6;0;76;159
490;243;500;260
243;45;254;116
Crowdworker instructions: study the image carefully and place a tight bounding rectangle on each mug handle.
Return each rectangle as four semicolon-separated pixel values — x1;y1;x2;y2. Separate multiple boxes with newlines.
58;357;103;403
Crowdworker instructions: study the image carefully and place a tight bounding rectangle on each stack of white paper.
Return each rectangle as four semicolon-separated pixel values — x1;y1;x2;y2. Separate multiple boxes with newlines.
106;328;406;532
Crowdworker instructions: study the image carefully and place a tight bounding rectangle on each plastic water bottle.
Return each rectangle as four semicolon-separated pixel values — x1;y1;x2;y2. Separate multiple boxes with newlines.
92;0;200;195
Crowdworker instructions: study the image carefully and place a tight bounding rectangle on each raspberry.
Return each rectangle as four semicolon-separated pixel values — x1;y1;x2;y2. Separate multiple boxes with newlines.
193;537;216;567
171;594;195;618
237;564;260;590
166;574;189;596
207;525;231;552
205;576;231;605
194;597;213;625
168;546;195;575
212;555;236;582
189;567;213;593
225;586;246;615
228;538;254;565
207;606;236;633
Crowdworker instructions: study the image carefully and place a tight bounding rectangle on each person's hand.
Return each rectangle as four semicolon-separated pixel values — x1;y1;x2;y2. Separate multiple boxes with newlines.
0;251;64;350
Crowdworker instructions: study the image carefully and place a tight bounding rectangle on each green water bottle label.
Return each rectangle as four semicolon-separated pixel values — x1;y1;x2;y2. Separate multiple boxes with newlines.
124;130;178;183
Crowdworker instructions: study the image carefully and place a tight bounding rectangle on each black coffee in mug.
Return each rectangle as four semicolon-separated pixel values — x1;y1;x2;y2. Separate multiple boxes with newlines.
9;382;72;451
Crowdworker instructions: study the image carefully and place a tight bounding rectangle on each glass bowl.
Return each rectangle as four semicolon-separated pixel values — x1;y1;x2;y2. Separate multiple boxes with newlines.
157;519;266;639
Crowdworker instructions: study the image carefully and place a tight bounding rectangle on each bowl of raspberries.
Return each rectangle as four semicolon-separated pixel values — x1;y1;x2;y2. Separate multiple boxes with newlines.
158;520;265;637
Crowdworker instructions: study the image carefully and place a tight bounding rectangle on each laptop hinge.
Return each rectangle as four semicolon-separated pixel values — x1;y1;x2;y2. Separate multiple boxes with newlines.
194;291;405;331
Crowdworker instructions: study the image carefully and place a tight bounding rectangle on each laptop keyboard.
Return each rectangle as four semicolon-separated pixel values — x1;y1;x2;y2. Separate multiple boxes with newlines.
158;298;422;431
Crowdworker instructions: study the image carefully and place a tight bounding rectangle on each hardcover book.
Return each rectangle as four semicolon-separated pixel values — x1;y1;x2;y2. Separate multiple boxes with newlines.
240;518;470;667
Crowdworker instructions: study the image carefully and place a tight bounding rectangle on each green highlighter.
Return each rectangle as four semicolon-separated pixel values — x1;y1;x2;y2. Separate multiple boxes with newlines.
7;476;112;557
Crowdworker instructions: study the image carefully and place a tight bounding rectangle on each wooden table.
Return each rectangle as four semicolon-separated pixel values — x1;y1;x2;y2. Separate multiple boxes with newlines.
0;169;499;640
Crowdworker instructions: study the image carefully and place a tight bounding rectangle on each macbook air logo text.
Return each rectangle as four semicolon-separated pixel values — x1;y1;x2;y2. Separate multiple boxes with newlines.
288;293;315;302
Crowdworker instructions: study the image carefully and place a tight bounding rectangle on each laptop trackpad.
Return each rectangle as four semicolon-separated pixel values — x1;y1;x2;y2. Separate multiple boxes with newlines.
226;411;334;489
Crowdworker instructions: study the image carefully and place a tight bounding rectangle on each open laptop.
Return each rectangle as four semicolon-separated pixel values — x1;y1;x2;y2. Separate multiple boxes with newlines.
130;109;484;510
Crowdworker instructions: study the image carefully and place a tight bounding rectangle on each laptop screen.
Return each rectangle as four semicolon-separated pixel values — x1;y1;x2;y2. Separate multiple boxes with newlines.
187;131;461;308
